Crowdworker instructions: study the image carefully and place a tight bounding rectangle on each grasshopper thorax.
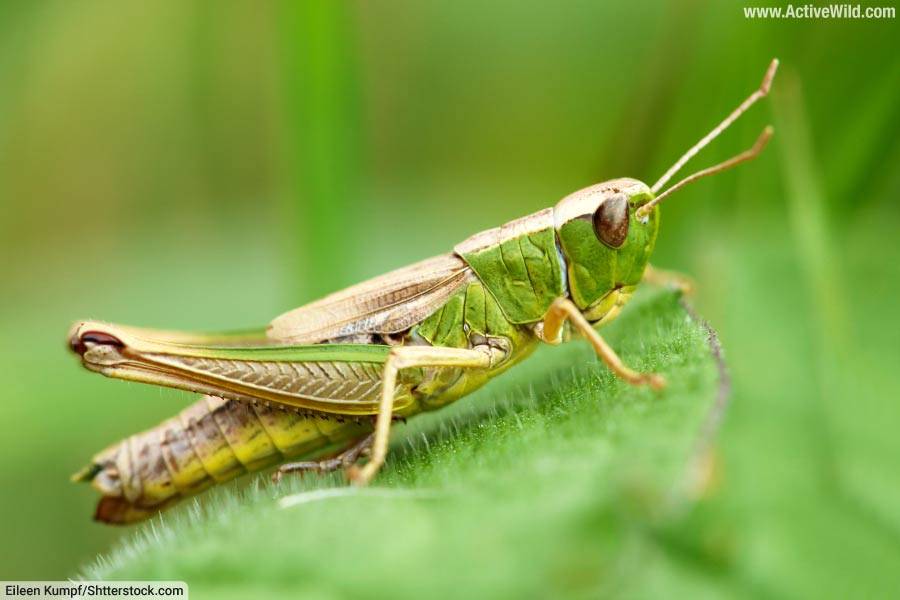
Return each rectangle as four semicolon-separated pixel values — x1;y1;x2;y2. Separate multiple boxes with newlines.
553;177;659;313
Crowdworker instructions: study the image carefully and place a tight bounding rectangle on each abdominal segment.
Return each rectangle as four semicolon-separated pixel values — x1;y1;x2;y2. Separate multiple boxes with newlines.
74;395;371;524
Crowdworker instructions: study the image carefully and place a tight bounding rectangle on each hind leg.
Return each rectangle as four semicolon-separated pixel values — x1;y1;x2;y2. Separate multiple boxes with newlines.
348;346;495;486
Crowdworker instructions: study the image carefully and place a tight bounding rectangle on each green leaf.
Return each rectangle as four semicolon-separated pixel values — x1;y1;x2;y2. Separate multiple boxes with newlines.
82;290;729;599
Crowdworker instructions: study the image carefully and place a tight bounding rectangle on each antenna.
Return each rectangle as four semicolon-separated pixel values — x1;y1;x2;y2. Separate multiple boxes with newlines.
636;126;773;220
648;58;779;196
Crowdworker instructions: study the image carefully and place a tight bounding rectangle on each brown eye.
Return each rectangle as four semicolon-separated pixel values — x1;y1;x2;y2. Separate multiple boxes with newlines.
592;193;629;248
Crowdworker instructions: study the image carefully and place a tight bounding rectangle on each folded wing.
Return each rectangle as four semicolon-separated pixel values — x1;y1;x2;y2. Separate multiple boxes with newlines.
268;253;473;343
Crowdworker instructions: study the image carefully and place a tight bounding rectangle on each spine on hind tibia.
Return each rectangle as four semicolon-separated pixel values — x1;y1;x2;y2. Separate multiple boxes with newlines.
75;395;370;524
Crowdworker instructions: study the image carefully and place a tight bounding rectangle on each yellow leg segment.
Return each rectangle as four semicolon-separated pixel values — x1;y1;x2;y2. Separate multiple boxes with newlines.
543;298;666;390
642;264;695;295
348;346;493;486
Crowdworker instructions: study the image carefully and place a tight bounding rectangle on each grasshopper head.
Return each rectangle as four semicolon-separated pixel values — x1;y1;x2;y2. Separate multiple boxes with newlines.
552;59;779;319
553;178;659;316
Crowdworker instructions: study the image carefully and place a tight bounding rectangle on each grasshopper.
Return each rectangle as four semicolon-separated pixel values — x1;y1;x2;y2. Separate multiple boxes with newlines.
70;60;778;524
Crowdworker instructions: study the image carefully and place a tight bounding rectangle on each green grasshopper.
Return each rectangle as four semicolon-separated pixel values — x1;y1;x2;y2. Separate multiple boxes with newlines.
70;60;778;524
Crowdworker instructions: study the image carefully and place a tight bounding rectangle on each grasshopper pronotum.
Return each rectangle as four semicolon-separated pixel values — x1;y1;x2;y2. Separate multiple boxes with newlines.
70;59;778;524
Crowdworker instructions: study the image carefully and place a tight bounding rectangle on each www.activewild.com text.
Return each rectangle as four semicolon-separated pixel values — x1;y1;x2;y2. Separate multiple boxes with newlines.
744;4;895;19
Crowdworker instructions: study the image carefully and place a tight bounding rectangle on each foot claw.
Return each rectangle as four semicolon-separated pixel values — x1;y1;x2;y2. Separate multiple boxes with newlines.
346;465;363;486
646;373;667;390
669;277;695;296
346;464;376;487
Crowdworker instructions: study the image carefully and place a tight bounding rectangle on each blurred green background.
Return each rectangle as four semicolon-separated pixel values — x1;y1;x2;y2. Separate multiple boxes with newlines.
1;0;898;593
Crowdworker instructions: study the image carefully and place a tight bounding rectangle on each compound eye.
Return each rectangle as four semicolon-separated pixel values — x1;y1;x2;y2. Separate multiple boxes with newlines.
592;193;629;248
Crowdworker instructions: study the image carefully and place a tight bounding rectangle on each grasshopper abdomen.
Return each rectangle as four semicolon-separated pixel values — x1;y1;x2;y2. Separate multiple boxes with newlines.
75;396;370;524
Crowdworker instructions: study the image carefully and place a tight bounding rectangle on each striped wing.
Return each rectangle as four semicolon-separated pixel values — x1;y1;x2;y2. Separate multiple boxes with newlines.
268;253;473;343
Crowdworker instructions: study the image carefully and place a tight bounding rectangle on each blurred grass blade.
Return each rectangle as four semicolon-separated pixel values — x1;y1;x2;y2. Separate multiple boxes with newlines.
772;71;900;542
278;2;362;300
